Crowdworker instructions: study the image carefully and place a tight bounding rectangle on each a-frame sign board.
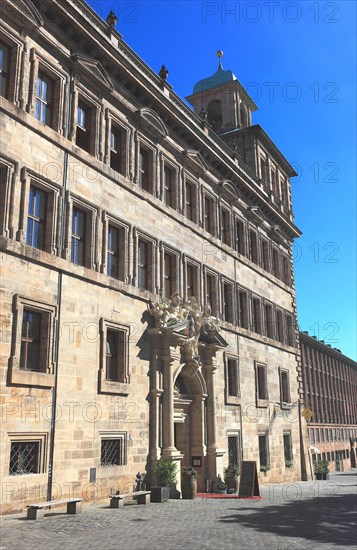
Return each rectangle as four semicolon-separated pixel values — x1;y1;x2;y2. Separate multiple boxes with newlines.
238;461;260;497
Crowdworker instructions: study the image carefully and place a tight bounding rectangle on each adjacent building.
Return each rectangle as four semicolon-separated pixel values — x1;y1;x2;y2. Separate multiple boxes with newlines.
0;0;306;514
300;331;357;473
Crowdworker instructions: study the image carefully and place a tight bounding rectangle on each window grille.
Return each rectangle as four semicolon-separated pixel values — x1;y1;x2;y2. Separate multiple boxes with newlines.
101;438;125;466
9;442;39;475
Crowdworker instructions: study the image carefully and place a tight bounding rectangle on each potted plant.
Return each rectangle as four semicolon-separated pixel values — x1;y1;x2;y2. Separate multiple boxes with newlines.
151;458;178;502
285;460;294;468
182;466;198;499
314;459;329;480
260;465;271;476
214;474;227;494
224;464;240;493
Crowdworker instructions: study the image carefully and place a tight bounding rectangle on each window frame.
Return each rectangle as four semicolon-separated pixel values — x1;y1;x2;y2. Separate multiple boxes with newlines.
9;295;57;387
162;162;178;210
237;287;249;330
8;433;48;476
283;431;293;465
227;431;242;469
248;228;259;265
251;295;262;334
279;368;291;405
235;216;246;256
220;206;232;247
184;177;198;223
264;301;275;340
99;432;127;467
65;194;98;270
102;214;129;282
225;354;240;404
73;89;99;155
255;361;268;407
258;432;270;470
0;31;21;103
135;232;156;293
204;269;219;317
202;192;216;236
137;141;155;194
162;245;180;299
184;258;200;303
99;319;130;395
222;279;234;324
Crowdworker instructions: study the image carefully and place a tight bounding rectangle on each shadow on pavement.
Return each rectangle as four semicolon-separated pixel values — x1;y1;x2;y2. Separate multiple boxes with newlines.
219;491;357;546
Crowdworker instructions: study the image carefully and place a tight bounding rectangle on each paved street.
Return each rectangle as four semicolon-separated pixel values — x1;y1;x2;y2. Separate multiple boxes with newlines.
0;471;356;550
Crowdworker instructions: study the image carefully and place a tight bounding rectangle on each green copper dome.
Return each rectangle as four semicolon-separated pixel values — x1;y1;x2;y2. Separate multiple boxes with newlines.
193;60;237;94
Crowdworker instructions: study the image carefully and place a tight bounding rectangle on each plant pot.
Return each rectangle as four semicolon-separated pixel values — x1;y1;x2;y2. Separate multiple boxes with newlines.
182;476;197;499
315;473;329;480
150;485;171;502
225;476;238;494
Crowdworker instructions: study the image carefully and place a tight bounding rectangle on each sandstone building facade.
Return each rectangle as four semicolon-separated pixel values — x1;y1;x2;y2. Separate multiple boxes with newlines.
300;331;357;474
1;0;306;513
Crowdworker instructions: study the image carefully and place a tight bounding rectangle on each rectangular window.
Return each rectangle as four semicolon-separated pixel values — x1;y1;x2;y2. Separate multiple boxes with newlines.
206;273;217;316
286;314;295;347
315;428;320;443
20;310;42;372
227;358;239;397
9;441;40;475
272;247;280;279
236;219;246;256
320;428;325;443
280;177;288;206
221;208;231;246
283;432;293;464
271;169;278;196
204;195;214;235
186;262;198;301
222;283;234;323
261;239;270;272
276;309;284;344
260;157;269;184
101;437;126;466
256;363;268;401
228;434;241;469
258;434;269;468
139;148;150;192
238;290;249;329
325;428;329;441
282;255;291;286
185;181;196;222
76;101;91;152
138;239;149;290
249;229;258;264
107;225;121;278
0;41;10;98
106;329;125;382
164;252;176;298
264;303;274;339
163;166;176;209
252;297;262;334
280;369;290;403
35;73;53;126
110;126;122;173
26;186;47;250
71;207;86;266
310;428;315;444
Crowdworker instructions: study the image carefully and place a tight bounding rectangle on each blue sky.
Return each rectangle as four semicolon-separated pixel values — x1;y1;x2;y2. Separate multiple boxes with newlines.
87;0;356;360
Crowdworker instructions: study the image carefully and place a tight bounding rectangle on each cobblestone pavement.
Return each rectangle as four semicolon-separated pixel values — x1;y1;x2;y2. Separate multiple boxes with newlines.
0;471;356;550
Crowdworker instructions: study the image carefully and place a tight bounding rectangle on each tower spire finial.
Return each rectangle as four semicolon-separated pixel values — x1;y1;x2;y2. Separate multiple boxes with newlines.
216;50;223;70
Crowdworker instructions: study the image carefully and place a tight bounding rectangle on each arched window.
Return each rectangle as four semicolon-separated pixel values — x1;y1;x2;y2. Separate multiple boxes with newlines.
207;99;223;130
240;104;248;127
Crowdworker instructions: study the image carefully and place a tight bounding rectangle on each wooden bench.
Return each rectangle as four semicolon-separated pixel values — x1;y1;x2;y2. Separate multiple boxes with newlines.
110;491;151;509
27;498;82;520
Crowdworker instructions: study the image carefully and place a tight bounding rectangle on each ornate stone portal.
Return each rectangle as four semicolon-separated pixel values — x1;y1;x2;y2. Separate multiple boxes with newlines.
147;294;228;492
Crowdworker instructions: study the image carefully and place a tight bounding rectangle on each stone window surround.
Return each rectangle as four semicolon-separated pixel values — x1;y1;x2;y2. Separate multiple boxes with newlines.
8;295;57;388
16;167;60;255
235;214;247;256
255;361;269;408
279;367;291;406
221;277;235;325
64;192;99;271
160;155;180;210
224;353;240;405
98;318;130;395
237;285;250;330
258;431;270;468
7;432;48;476
183;255;201;304
26;47;66;133
0;28;23;104
133;229;158;293
219;201;232;247
183;175;199;224
99;431;128;467
251;294;263;335
204;267;219;316
135;135;157;195
202;188;216;237
70;85;101;157
104;110;131;178
160;243;181;299
263;299;275;340
0;156;18;238
101;211;130;282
